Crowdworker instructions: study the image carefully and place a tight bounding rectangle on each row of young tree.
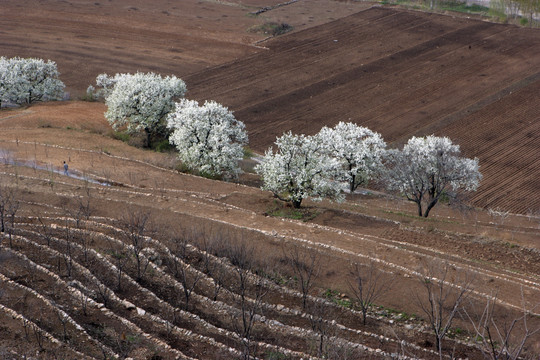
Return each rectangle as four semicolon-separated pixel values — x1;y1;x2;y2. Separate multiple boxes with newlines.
256;127;482;217
91;71;482;218
0;58;482;218
90;72;248;179
5;192;536;359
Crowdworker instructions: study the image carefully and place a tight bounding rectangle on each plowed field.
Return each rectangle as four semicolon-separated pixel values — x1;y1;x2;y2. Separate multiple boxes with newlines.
186;7;540;213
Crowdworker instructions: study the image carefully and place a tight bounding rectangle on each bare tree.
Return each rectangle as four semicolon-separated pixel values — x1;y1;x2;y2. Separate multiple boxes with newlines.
415;261;474;359
37;216;54;247
96;282;112;308
61;216;74;278
54;307;69;343
348;260;395;325
68;182;93;229
112;247;129;292
283;244;321;310
167;232;203;311
464;290;540;360
0;186;19;247
227;240;268;359
6;196;19;248
197;231;226;301
31;323;45;351
119;209;152;281
488;207;510;229
80;291;90;316
308;299;331;357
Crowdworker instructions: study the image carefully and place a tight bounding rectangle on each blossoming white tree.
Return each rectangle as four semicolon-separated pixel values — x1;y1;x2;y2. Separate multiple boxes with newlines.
385;135;481;217
96;72;186;147
318;122;386;193
255;131;343;208
0;57;65;107
167;99;248;179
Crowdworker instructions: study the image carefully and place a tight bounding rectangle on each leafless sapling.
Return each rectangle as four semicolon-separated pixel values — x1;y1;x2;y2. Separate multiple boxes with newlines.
111;247;129;292
464;290;540;360
119;209;152;282
227;240;268;359
308;298;330;357
32;323;46;351
283;243;321;310
197;231;227;301
61;216;74;278
168;232;203;311
54;307;69;343
0;185;19;247
415;261;474;359
348;260;395;325
96;282;112;308
74;182;93;228
37;216;54;247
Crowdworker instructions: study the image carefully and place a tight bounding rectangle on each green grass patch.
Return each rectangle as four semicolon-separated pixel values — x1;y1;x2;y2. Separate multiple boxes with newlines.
111;131;130;143
248;22;293;36
152;139;174;153
243;146;254;159
265;200;319;221
323;289;353;309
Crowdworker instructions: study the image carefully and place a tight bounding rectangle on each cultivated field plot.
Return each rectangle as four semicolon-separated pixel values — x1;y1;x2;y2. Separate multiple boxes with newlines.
0;0;369;98
186;6;540;214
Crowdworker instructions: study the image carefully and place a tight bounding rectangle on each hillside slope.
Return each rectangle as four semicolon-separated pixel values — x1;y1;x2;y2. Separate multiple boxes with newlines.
0;103;539;358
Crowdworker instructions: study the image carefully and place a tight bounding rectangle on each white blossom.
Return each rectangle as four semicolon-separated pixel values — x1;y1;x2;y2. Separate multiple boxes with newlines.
385;135;481;217
96;72;186;147
255;131;343;208
167;99;248;179
0;57;65;106
317;122;386;193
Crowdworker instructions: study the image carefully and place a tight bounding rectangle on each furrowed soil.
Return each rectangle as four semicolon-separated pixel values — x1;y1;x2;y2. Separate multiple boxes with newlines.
1;0;540;359
185;7;540;214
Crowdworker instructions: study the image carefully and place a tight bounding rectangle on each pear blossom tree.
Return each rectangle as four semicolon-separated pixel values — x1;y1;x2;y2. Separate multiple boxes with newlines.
167;99;248;179
318;122;386;193
385;135;481;218
0;57;65;107
95;72;186;147
255;131;343;208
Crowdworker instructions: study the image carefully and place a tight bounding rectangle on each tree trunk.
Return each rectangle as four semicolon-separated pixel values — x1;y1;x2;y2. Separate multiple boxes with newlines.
362;307;368;326
350;174;356;193
292;198;302;209
144;127;151;148
423;199;438;218
417;201;423;217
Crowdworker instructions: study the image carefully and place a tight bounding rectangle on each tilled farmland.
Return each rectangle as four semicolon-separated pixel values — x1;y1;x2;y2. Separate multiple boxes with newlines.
186;7;540;214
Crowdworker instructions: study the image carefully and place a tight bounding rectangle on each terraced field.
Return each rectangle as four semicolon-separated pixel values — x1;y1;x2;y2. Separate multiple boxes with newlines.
0;170;475;359
0;106;539;357
185;7;540;213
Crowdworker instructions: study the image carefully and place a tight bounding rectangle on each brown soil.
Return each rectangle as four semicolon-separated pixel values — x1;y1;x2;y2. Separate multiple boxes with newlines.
0;0;370;99
184;6;540;214
1;1;539;358
0;102;539;358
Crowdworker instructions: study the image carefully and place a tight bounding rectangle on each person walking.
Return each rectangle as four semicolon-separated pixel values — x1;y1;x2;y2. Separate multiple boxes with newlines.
63;161;69;175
